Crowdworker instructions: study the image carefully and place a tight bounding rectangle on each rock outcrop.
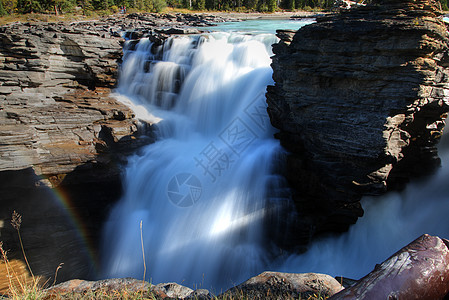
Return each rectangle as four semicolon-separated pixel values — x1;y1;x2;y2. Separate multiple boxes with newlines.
0;19;148;285
224;271;344;299
46;278;210;299
45;272;343;299
0;13;235;286
330;234;449;299
266;0;449;248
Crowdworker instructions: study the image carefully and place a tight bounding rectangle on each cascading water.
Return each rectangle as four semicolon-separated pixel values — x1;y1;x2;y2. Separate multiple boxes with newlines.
101;31;288;291
279;129;449;279
102;19;449;292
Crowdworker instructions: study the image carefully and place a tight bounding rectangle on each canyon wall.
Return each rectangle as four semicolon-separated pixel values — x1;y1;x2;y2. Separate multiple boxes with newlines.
267;0;449;248
0;18;150;283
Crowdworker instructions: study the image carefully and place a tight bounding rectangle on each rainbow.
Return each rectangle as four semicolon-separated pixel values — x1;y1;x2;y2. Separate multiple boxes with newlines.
49;182;99;275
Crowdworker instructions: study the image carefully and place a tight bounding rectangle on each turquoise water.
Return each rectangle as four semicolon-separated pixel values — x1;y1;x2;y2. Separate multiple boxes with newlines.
205;18;315;34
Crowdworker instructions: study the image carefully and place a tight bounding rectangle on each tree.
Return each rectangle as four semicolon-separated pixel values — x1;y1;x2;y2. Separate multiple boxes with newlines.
195;0;205;9
16;0;42;13
0;0;6;15
91;0;114;10
152;0;166;11
2;0;17;14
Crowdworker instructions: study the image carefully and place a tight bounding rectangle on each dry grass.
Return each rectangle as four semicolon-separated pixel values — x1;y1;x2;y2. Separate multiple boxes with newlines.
0;212;328;300
0;13;93;25
0;257;35;294
0;242;46;300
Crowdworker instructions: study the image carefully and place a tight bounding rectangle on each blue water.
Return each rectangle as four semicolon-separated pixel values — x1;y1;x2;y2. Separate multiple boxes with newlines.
205;18;315;34
102;17;449;291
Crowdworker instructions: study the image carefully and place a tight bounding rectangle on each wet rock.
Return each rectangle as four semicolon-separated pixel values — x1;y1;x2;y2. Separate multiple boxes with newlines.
156;27;202;35
267;0;449;248
223;271;344;299
330;234;449;300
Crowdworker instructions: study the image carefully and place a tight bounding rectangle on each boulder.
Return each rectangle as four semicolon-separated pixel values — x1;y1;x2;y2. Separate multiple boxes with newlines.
266;0;449;248
153;282;194;298
330;234;449;299
223;271;344;299
46;278;210;299
46;278;151;294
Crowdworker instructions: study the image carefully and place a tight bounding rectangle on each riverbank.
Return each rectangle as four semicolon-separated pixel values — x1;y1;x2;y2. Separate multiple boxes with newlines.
198;10;325;20
0;9;323;26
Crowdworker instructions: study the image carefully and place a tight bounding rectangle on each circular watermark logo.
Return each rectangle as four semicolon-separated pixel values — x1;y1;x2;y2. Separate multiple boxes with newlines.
167;173;202;207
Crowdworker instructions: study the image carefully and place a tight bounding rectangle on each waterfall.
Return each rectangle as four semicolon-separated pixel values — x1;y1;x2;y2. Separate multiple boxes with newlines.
101;32;287;291
101;22;449;292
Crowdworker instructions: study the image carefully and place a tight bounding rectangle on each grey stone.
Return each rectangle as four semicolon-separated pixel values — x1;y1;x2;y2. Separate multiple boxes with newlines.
267;0;449;248
223;271;344;299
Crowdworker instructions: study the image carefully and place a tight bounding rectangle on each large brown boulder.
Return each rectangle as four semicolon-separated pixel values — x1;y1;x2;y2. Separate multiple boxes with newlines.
330;234;449;299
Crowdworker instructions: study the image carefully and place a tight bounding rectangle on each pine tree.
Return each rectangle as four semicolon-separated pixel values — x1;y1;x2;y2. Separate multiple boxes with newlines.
0;0;6;15
195;0;205;9
152;0;166;11
2;0;16;14
16;0;42;13
267;0;276;11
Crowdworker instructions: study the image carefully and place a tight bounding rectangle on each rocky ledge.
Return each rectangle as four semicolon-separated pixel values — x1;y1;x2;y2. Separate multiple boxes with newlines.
267;0;449;248
41;234;449;299
0;13;236;286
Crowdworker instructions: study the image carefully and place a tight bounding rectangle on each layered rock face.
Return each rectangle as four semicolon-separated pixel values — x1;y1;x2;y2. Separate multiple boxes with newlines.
267;0;449;247
0;18;149;284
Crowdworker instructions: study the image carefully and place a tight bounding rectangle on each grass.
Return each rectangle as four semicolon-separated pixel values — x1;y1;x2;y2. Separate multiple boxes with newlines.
0;12;94;26
0;212;329;299
0;211;46;300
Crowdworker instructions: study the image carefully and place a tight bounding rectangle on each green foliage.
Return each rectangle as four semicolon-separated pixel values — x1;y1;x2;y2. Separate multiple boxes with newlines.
56;0;77;13
2;0;16;14
194;0;204;10
16;0;41;13
267;0;275;11
152;0;166;11
0;0;6;15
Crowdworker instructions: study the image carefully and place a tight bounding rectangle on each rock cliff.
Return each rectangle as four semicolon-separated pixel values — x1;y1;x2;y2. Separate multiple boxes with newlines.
0;13;231;284
0;18;146;284
266;0;449;247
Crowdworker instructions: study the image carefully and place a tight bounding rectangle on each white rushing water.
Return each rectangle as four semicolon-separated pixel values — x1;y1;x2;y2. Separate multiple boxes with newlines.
278;129;449;280
101;32;287;291
102;20;449;291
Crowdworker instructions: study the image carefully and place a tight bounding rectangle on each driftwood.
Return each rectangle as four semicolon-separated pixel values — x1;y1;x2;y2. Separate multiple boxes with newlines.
330;234;449;299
